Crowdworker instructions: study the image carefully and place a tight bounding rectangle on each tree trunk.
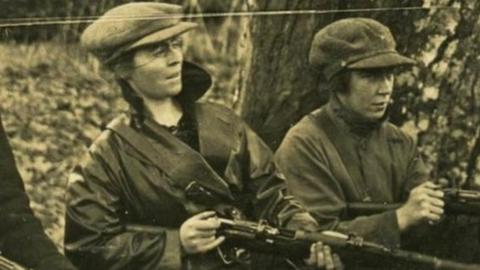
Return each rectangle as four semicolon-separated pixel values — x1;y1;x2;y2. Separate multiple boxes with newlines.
239;0;338;149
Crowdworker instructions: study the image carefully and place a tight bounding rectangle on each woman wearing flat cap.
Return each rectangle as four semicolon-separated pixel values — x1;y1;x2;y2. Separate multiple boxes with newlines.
276;18;445;268
64;2;342;270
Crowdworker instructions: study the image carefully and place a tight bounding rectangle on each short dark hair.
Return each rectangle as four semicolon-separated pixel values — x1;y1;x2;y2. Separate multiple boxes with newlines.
328;69;351;94
328;66;397;96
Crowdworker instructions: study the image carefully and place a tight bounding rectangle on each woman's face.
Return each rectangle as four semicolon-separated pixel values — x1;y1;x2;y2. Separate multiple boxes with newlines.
337;68;394;121
126;36;184;101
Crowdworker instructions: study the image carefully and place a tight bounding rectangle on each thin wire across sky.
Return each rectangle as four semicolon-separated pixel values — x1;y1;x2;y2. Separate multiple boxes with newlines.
0;6;453;28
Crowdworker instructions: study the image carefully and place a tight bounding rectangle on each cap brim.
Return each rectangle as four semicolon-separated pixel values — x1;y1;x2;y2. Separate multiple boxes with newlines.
127;21;197;51
105;21;197;64
178;61;212;101
348;52;416;69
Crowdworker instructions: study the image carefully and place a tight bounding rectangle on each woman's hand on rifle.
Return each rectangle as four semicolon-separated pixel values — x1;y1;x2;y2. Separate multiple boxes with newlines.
396;181;445;230
180;211;225;254
304;242;343;270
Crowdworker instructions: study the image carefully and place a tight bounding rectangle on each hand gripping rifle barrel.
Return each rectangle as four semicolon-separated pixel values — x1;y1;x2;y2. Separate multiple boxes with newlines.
217;218;480;270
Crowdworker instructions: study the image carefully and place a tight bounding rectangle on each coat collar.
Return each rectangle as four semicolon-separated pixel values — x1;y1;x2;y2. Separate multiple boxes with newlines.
326;96;385;137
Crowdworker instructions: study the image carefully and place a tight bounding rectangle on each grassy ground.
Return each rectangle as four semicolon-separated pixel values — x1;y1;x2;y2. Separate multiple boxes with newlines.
0;42;126;249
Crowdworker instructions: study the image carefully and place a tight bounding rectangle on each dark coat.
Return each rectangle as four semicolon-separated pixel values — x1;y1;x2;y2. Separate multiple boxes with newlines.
0;114;76;270
276;101;428;249
65;103;313;270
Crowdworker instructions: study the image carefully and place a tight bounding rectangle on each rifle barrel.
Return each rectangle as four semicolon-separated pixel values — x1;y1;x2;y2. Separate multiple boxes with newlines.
346;201;480;218
217;217;480;270
345;202;401;217
445;189;480;201
296;231;480;270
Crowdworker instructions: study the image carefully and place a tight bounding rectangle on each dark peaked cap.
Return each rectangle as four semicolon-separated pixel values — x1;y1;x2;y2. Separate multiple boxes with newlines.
309;18;416;80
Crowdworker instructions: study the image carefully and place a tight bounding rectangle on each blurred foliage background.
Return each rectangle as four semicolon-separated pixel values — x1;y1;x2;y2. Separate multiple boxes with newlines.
0;0;479;253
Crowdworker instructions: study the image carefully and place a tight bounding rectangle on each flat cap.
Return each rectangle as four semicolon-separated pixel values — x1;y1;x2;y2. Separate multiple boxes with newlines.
81;2;197;64
309;18;416;80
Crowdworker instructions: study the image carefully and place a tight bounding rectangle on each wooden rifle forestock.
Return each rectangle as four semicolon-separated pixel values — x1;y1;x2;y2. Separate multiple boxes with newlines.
0;256;28;270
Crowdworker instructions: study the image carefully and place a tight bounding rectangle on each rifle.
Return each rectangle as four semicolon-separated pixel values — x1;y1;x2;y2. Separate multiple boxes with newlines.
217;218;480;270
0;256;28;270
345;188;480;218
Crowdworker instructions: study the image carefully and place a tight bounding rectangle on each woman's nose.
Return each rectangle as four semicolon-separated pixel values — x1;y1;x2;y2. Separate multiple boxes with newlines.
377;74;394;95
166;46;183;66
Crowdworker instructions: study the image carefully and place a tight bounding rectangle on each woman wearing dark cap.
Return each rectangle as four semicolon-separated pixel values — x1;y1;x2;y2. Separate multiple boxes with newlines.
64;2;341;270
0;114;77;270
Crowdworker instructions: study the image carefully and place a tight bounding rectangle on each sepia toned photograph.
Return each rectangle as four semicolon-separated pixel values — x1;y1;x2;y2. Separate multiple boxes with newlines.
0;0;479;269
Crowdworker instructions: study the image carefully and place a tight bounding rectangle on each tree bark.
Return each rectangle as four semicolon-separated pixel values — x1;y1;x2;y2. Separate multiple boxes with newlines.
239;0;338;149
